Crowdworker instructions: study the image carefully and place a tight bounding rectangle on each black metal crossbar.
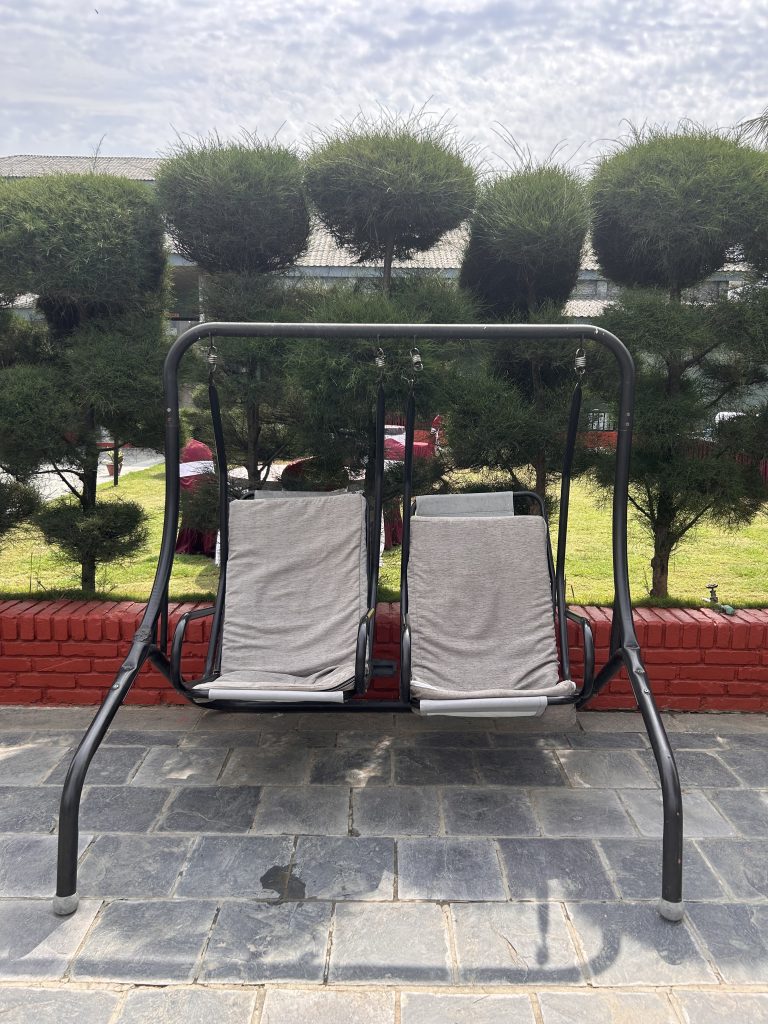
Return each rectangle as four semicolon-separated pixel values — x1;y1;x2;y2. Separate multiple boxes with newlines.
53;321;684;923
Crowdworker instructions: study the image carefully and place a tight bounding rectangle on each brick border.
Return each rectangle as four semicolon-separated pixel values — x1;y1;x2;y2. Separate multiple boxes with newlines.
0;600;766;711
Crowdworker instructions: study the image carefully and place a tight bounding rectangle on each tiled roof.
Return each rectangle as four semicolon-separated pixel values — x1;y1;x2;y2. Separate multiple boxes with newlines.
296;224;469;270
0;154;160;181
564;298;610;319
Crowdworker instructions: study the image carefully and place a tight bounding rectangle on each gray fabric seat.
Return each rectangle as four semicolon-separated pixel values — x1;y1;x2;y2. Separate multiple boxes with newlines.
414;491;516;517
408;513;576;703
197;493;367;698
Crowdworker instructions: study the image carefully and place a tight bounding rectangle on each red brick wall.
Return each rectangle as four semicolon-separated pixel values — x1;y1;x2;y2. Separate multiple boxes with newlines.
0;599;766;711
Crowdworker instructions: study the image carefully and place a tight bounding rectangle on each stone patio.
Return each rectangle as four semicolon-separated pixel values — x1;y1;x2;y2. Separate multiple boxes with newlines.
0;704;767;1022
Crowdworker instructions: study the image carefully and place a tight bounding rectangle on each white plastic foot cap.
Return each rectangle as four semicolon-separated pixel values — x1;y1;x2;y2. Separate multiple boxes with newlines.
658;898;684;922
52;892;79;916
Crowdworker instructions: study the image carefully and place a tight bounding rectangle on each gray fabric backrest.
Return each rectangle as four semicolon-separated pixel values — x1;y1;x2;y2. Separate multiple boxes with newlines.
220;493;367;679
414;492;515;517
251;489;349;498
408;515;560;694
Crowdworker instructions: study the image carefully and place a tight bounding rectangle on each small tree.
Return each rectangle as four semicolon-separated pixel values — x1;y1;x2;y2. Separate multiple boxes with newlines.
454;161;590;503
305;110;477;292
0;176;166;593
157;133;312;487
589;127;768;598
0;478;40;545
155;131;311;274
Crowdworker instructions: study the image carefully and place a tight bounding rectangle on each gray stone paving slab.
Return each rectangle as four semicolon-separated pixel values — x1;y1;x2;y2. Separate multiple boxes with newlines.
106;729;182;746
0;738;70;784
395;714;489;733
398;838;506;901
675;990;768;1023
557;750;656;788
440;787;539;836
498;838;616;900
394;730;495;748
156;785;261;833
717;747;768;787
0;988;119;1023
309;747;393;786
77;834;192;898
0;707;96;730
566;902;717;986
565;732;650;749
176;835;294;898
664;713;768;734
709;788;768;835
0;785;59;832
697;839;768;898
577;712;647;731
256;729;346;749
532;789;636;837
130;746;227;786
201;901;332;983
493;705;577;731
489;732;572;748
262;988;396;1023
599;838;725;901
474;749;565;786
668;731;730;750
219;747;312;786
672;751;742;788
395;748;477;786
180;728;267;748
452;902;583;984
0;897;101;979
45;744;148;785
79;785;170;832
329;902;451;983
619;788;737;838
352;787;441;836
114;706;203;731
538;991;676;1023
402;992;535;1023
687;903;768;983
193;710;267;732
0;833;90;896
116;986;260;1023
293;835;394;899
253;785;350;835
72;898;217;983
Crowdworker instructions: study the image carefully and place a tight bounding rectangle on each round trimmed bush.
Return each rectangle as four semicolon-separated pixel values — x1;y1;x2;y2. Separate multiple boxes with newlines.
590;128;758;293
460;166;589;317
36;498;148;566
156;133;311;274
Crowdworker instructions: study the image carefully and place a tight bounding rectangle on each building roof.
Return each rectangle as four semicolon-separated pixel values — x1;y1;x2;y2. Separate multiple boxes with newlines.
0;154;160;182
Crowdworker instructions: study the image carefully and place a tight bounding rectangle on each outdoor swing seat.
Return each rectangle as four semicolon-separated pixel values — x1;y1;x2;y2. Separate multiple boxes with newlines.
192;492;369;702
404;493;576;717
52;321;684;925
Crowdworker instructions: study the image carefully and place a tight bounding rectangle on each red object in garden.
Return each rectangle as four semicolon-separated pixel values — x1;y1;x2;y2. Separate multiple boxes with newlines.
175;439;216;557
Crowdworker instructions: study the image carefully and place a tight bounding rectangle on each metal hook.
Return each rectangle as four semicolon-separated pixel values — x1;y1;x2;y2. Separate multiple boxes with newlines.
411;347;424;372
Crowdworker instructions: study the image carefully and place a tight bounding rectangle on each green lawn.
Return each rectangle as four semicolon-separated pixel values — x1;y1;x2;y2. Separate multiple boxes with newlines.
1;464;766;607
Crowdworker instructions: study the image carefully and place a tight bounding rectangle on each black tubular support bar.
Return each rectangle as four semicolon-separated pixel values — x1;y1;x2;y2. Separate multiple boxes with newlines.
53;321;683;922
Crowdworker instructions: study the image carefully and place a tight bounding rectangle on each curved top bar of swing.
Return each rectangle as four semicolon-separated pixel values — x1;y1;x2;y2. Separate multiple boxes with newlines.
137;321;639;662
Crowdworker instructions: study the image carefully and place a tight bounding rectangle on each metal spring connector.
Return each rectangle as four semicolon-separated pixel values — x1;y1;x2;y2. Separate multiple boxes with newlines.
411;347;424;372
575;348;586;377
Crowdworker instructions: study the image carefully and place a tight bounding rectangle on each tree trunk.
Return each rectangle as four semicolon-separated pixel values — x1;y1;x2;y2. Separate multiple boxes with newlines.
80;407;100;596
650;493;675;599
246;400;261;485
382;239;395;295
112;441;120;487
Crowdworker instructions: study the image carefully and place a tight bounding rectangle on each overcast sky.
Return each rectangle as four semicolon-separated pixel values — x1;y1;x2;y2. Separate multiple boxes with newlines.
1;0;766;168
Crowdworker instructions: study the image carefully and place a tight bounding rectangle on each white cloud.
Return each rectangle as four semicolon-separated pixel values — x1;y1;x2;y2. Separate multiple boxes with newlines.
0;0;765;165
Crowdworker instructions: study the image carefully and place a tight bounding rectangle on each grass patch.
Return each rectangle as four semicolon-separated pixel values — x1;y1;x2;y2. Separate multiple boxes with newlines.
1;464;766;608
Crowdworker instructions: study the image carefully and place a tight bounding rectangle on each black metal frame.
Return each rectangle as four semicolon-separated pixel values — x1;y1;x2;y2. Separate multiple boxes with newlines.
53;321;683;923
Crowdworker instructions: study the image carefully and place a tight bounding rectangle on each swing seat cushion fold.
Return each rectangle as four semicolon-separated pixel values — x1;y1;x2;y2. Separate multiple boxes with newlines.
195;492;368;697
408;514;576;702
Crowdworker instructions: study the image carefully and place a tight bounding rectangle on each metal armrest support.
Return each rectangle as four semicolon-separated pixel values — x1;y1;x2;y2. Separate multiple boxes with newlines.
564;609;595;700
355;607;376;694
170;606;215;690
400;613;412;704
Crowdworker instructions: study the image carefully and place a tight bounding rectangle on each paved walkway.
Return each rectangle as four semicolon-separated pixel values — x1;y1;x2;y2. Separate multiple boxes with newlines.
0;705;766;1022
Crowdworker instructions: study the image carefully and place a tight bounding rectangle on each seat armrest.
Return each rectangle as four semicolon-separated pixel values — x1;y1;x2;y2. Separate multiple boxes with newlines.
564;609;595;699
170;607;215;690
